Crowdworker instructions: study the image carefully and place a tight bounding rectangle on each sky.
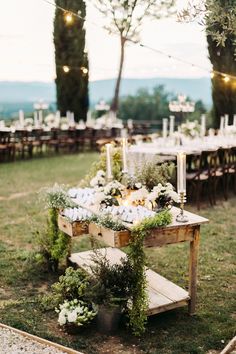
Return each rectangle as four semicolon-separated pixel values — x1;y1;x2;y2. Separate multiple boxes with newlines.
0;0;212;82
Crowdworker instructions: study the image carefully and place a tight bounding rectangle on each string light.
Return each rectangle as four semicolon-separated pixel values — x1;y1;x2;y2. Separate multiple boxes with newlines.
39;0;236;83
64;12;73;24
223;76;230;83
81;66;88;75
63;65;70;73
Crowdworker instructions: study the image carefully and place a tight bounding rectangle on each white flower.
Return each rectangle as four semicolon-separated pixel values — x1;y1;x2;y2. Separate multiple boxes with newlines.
129;187;148;203
67;309;78;323
134;182;142;189
58;313;67;326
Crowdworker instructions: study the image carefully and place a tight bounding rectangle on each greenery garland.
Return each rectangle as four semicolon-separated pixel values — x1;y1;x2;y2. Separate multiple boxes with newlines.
127;210;172;336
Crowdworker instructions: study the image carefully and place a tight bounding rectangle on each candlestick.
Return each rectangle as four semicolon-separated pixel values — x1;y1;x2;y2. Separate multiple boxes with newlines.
177;152;186;195
162;118;168;139
176;192;188;223
122;138;128;174
106;143;113;181
169;116;175;137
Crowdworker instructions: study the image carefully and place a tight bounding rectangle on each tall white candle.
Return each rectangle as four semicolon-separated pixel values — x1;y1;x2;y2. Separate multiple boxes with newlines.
19;110;24;127
220;116;225;132
38;110;43;125
162;118;168;139
233;115;236;127
200;114;206;137
224;114;229;129
106;144;113;180
34;111;38;127
122;138;128;173
169;116;175;137
177;152;186;195
56;110;61;127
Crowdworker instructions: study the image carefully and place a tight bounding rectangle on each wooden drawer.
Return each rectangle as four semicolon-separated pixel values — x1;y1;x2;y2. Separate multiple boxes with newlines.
88;223;130;248
58;214;89;237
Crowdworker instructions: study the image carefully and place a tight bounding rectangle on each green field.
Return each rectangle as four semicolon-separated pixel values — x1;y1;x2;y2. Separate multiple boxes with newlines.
0;153;235;354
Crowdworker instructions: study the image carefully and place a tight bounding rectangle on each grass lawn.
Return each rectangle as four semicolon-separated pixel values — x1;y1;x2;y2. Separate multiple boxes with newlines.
0;153;235;354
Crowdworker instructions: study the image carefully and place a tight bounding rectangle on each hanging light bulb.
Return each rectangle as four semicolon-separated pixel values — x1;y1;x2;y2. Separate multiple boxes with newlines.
64;12;73;24
223;75;230;83
81;67;88;75
63;65;70;73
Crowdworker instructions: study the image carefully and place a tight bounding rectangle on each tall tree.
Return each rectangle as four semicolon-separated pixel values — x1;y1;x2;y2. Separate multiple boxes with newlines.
54;0;89;120
91;0;175;113
179;0;236;127
206;0;236;127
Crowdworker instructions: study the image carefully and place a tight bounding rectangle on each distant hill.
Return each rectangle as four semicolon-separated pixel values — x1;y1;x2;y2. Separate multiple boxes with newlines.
0;77;212;118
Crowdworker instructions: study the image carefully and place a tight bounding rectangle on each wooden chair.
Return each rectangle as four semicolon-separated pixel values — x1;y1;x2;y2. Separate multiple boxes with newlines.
186;150;218;210
0;131;12;162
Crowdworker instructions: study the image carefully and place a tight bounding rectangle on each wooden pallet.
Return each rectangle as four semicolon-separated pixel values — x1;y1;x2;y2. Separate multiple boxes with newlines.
69;247;190;316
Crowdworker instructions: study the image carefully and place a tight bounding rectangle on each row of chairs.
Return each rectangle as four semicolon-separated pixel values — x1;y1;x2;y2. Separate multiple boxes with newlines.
186;148;236;209
0;128;121;162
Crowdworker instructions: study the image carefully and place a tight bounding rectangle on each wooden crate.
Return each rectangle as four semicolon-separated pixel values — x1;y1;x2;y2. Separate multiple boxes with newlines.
88;223;130;248
58;214;89;237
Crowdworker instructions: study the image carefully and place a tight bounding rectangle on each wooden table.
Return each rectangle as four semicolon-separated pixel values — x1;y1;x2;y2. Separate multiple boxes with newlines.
59;207;208;317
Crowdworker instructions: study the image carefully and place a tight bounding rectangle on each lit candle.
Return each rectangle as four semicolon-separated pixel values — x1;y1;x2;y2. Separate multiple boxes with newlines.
122;138;128;173
162;118;168;139
106;143;113;180
177;152;186;195
200;114;206;137
169;116;175;137
19;110;24;127
224;114;229;129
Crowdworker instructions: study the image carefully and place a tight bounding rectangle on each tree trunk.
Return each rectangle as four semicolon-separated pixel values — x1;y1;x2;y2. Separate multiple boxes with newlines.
110;36;126;113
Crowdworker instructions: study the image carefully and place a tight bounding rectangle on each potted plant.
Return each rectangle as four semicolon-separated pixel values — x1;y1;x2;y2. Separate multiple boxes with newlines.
89;251;135;334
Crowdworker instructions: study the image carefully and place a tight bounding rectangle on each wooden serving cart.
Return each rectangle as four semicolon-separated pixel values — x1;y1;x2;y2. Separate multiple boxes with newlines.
58;207;208;316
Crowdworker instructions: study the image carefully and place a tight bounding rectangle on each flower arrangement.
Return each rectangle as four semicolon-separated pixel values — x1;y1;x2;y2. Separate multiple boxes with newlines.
90;170;106;190
146;183;179;211
129;187;149;206
180;120;201;139
56;299;96;327
103;180;125;197
41;183;75;210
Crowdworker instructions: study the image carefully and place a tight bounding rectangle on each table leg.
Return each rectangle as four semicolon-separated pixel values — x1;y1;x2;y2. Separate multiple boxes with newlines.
188;226;200;315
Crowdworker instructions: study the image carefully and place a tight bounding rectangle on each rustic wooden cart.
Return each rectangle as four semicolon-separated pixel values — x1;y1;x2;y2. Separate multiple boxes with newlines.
58;207;208;316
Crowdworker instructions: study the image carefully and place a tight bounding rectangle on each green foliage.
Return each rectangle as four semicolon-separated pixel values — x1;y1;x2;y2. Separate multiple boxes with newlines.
207;34;236;127
89;250;135;309
54;0;89;120
41;184;75;210
136;161;175;191
89;214;126;231
128;210;172;336
119;86;172;122
37;208;70;272
42;267;89;310
80;145;123;186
